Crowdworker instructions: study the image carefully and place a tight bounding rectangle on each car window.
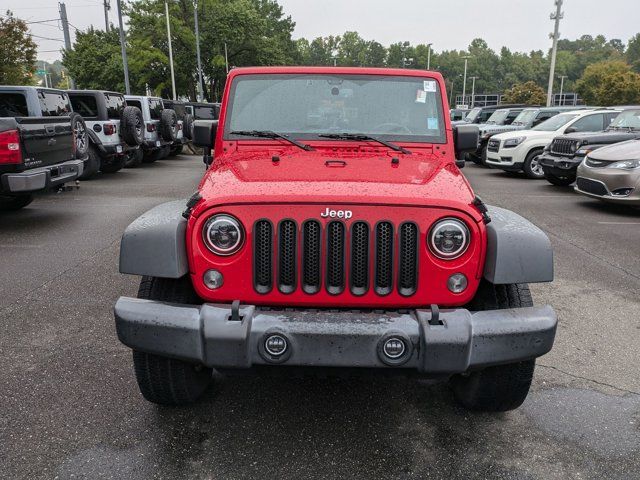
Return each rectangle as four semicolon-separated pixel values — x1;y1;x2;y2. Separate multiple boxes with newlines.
532;113;579;131
194;105;217;120
505;110;521;125
0;92;29;117
39;91;71;116
478;110;493;123
69;94;98;118
104;93;125;119
169;103;187;119
605;112;619;126
126;99;142;110
149;99;163;120
571;114;604;132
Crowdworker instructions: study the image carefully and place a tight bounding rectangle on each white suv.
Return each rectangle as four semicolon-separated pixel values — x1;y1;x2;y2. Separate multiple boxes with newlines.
124;96;177;166
486;109;620;178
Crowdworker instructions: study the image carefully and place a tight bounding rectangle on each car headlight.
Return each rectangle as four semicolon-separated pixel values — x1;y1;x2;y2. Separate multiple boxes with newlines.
503;136;526;148
202;214;245;255
428;218;470;260
608;159;640;170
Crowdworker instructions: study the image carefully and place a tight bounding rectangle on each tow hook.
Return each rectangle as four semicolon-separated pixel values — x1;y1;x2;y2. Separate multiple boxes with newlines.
428;304;443;326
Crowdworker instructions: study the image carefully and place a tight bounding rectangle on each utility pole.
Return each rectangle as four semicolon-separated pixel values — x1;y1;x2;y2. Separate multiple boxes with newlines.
165;1;176;100
426;43;432;70
116;0;130;94
224;42;229;74
546;0;563;106
470;76;479;107
58;3;76;88
558;75;568;106
103;0;110;32
42;61;48;88
194;0;204;102
461;56;471;107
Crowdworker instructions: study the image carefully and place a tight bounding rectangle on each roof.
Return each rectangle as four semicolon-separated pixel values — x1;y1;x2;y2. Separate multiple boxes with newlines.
228;66;445;81
67;89;123;96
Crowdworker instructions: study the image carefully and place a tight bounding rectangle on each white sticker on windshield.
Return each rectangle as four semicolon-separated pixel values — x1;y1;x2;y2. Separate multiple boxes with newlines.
427;117;439;130
424;80;437;92
415;89;427;103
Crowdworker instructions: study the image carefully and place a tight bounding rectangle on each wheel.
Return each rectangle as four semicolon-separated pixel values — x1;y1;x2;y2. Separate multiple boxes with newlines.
78;144;100;180
479;145;489;166
0;194;34;211
99;154;125;174
159;109;178;142
124;148;143;168
523;149;545;179
450;281;536;412
467;152;481;165
69;112;89;159
169;145;183;156
182;114;194;140
544;172;575;186
131;276;213;405
120;106;144;147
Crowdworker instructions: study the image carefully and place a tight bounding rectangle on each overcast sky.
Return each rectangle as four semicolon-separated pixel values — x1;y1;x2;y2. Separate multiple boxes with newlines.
5;0;639;63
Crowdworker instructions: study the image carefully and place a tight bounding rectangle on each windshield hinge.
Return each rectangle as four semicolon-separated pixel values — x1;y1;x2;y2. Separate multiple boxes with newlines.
472;195;491;224
182;191;202;219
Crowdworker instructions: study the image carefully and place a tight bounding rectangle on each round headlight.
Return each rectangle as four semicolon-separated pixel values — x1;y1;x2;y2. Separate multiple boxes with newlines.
428;218;470;260
202;214;244;255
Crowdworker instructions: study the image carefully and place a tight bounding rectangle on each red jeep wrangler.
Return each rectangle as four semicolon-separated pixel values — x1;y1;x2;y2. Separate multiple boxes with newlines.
115;67;557;412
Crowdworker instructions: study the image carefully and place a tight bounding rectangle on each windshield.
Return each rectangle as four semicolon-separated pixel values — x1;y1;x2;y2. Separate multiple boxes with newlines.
485;109;509;124
465;107;482;123
608;110;640;130
532;113;578;131
512;109;538;126
225;73;446;143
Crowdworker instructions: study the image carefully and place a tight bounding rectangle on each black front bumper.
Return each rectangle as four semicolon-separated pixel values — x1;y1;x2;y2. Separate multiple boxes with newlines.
539;153;583;177
114;298;557;375
0;158;84;194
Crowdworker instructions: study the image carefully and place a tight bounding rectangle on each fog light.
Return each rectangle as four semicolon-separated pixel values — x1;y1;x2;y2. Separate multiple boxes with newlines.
447;273;467;293
383;337;406;359
203;269;223;289
265;334;287;356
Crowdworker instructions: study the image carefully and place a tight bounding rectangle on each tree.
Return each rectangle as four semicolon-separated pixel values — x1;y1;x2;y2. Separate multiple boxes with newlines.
0;11;37;85
628;34;640;72
576;60;640;105
502;81;547;105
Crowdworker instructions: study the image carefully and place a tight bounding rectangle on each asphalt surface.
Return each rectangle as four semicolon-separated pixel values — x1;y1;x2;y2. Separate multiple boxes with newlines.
1;157;639;480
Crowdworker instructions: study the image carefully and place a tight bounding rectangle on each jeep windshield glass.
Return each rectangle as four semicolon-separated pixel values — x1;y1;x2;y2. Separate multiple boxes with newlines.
485;109;509;125
607;110;640;131
532;113;578;131
464;107;482;123
512;109;538;126
224;74;446;144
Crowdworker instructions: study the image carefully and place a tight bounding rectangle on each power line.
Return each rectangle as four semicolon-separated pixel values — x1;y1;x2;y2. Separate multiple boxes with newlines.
30;34;65;42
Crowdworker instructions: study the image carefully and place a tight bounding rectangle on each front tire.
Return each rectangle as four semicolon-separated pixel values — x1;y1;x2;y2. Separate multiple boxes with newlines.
523;149;545;179
451;281;536;412
131;276;213;406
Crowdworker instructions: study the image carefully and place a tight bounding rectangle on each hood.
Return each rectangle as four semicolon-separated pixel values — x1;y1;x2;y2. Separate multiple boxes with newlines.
589;139;640;161
478;124;524;135
196;146;478;216
558;130;640;145
492;129;554;141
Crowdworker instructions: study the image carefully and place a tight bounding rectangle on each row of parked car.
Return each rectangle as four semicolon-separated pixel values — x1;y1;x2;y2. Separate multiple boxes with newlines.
452;104;640;206
0;85;219;210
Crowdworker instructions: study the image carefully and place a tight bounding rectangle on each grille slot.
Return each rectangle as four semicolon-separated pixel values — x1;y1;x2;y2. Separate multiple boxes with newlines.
375;222;394;295
576;177;608;196
278;220;297;294
350;222;369;296
487;139;500;152
326;221;346;294
253;220;273;293
302;220;321;294
551;138;578;156
398;222;418;296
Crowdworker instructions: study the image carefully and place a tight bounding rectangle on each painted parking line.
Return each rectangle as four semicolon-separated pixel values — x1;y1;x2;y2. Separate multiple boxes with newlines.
597;222;640;225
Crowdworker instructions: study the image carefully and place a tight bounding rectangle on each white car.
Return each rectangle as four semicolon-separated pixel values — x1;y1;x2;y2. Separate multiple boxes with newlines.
124;95;177;166
486;109;620;178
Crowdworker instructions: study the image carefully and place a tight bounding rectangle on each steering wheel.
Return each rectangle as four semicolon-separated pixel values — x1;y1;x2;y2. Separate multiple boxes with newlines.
373;123;413;134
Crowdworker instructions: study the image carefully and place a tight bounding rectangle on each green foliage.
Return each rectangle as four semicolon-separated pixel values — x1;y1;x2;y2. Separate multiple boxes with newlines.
627;34;640;72
502;81;547;105
0;11;37;85
576;61;640;105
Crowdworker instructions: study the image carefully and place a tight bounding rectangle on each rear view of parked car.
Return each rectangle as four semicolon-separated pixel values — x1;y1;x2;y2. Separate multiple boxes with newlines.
68;90;144;178
185;101;220;120
124;96;177;166
162;99;194;156
0;87;86;210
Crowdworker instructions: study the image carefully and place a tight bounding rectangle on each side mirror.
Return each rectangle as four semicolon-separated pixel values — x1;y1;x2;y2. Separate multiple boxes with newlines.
564;126;577;134
453;124;479;166
193;119;218;148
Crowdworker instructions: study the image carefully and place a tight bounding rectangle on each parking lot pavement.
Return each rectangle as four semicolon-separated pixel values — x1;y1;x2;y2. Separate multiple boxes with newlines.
1;157;638;480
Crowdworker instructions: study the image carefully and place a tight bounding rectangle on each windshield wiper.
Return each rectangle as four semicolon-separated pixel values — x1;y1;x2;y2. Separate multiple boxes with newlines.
318;133;412;154
229;130;314;151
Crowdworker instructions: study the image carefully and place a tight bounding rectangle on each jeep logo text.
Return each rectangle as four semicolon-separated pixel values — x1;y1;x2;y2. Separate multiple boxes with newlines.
320;208;352;219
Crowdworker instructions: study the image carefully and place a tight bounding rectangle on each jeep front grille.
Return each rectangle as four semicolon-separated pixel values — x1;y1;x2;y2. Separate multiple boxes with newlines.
551;138;578;156
253;219;419;297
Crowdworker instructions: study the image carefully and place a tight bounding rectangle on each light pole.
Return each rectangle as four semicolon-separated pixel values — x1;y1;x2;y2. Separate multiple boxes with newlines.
165;1;176;100
558;75;568;106
469;76;479;108
194;0;204;101
426;43;432;70
461;55;471;107
116;0;130;94
546;0;564;106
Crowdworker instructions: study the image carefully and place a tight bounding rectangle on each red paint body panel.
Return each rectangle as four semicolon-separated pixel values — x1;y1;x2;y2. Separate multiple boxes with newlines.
186;67;486;308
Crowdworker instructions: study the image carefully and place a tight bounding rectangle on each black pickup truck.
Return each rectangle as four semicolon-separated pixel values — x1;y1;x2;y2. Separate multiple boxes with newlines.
0;86;87;210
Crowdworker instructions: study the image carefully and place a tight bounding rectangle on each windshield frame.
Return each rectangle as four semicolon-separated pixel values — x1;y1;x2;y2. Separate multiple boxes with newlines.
222;72;447;144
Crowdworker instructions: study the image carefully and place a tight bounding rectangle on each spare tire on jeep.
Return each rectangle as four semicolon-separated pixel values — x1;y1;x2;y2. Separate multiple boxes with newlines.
159;109;178;142
69;112;89;159
120;106;144;147
182;113;194;140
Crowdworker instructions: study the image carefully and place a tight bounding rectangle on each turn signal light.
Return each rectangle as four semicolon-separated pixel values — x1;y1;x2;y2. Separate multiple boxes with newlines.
0;129;22;164
146;123;156;132
103;123;116;135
